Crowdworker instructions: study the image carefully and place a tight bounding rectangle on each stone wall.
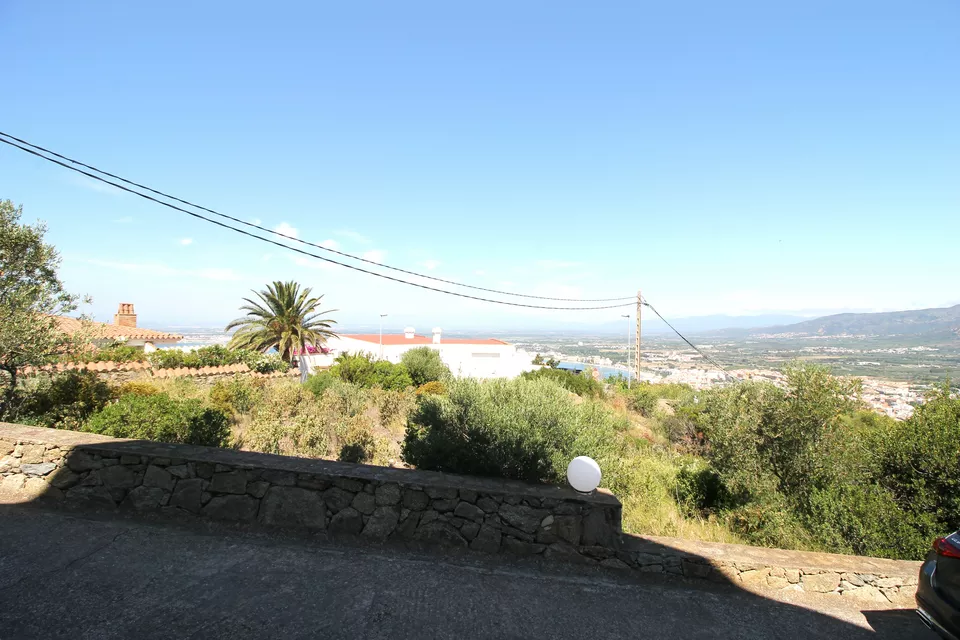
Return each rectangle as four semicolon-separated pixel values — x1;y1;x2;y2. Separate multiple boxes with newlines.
621;535;920;605
0;423;921;603
0;424;621;563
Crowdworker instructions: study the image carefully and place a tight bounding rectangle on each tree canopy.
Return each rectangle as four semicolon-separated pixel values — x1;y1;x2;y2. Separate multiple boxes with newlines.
226;281;337;362
0;200;79;418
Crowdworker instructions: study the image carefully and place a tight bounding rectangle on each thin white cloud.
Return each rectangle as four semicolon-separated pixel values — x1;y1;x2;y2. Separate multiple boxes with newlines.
363;250;386;264
320;239;340;250
474;269;486;276
336;229;372;244
420;259;440;270
113;216;133;224
179;238;194;246
84;258;243;282
536;259;582;269
251;217;262;225
261;253;273;262
274;222;299;238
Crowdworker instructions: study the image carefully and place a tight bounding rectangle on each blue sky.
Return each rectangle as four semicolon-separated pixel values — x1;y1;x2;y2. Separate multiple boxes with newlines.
1;1;958;331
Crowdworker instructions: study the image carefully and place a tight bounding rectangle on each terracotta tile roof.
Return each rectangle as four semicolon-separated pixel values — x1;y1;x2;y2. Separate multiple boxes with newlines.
22;361;296;379
341;334;508;346
22;361;151;375
53;316;183;343
149;363;296;379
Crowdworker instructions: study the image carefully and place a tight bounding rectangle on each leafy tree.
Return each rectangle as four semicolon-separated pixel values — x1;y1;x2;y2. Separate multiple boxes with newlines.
0;200;80;419
400;347;450;386
226;281;337;362
868;382;960;556
545;357;560;368
699;363;861;505
532;353;545;366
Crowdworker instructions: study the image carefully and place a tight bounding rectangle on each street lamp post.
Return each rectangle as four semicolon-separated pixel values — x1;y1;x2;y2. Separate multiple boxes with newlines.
621;314;631;389
379;313;388;360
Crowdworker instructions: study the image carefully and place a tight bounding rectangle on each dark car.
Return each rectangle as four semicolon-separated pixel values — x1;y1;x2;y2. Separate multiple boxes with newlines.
918;532;960;639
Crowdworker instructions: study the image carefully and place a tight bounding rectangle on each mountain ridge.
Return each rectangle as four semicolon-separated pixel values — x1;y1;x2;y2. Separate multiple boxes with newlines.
747;304;960;338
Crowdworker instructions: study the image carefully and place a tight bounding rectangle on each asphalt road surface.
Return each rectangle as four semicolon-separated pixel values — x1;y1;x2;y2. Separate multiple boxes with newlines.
0;506;935;639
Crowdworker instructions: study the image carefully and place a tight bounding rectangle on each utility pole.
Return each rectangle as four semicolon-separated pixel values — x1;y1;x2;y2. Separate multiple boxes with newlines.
635;290;642;381
621;314;631;389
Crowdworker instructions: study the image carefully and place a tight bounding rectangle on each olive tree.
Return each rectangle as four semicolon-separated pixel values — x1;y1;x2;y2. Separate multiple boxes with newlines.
0;200;79;419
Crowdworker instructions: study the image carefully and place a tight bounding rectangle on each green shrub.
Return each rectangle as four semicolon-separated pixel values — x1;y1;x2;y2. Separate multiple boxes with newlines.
329;352;412;390
304;370;337;397
675;459;734;516
400;347;450;386
723;495;820;551
402;377;627;484
115;380;162;397
520;367;604;398
803;483;933;560
416;381;447;396
369;387;417;433
658;414;705;453
244;381;331;457
84;393;230;446
65;343;146;364
209;376;263;415
243;351;289;373
337;415;377;464
15;371;114;430
372;360;413;390
146;346;289;373
623;385;657;416
147;349;192;369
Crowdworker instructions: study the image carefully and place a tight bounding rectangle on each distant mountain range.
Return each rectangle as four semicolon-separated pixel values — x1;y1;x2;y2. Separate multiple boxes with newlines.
748;304;960;339
157;305;960;342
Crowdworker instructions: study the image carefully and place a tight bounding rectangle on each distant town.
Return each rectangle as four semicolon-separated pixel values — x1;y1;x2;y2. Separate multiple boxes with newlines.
506;330;955;421
163;324;945;421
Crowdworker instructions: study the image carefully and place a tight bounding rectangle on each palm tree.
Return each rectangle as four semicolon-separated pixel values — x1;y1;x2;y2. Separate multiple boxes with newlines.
226;281;338;362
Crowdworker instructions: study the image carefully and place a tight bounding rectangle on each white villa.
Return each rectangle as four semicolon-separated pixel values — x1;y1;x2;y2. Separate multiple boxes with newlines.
301;327;537;380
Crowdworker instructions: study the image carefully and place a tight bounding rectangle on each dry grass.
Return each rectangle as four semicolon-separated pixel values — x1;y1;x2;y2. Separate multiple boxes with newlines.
616;450;742;544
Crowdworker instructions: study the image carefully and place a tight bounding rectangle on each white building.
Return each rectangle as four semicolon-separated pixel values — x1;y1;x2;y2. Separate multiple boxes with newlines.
301;327;537;380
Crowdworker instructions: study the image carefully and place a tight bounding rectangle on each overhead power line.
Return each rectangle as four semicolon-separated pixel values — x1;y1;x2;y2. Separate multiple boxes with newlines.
0;134;634;311
0;131;634;304
641;298;735;379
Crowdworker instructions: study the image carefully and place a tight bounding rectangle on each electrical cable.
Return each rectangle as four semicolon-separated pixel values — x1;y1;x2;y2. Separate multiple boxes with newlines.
641;298;735;378
0;131;634;303
0;135;635;311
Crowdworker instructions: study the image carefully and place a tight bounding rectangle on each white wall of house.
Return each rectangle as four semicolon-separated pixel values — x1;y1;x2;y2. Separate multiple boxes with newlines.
302;333;537;380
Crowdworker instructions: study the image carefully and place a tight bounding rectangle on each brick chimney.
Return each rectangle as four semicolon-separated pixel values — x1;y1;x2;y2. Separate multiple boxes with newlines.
114;303;137;328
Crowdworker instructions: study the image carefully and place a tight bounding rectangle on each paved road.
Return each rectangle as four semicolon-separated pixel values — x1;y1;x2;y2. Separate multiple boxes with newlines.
0;506;934;639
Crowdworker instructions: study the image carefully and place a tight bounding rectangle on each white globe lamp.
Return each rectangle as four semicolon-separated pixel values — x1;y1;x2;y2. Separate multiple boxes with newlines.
566;456;602;494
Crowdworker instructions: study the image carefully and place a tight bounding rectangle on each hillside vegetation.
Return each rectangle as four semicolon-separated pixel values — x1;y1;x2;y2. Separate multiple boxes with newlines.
9;352;958;561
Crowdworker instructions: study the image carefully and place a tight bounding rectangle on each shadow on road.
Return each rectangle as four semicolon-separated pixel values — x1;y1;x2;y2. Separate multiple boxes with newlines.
0;443;936;639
